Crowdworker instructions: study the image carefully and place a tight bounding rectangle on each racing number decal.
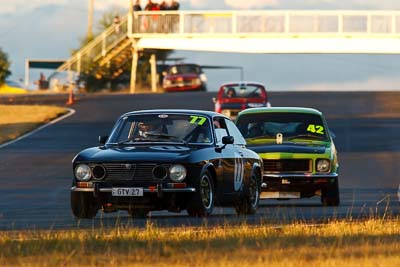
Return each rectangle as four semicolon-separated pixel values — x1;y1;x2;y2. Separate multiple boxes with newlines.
190;115;207;125
307;124;325;134
234;152;245;191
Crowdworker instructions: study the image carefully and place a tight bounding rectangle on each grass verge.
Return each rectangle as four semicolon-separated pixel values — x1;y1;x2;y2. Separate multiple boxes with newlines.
0;105;68;144
0;219;399;266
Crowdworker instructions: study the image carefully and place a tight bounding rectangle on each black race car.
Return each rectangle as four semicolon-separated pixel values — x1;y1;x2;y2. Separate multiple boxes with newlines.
71;109;263;219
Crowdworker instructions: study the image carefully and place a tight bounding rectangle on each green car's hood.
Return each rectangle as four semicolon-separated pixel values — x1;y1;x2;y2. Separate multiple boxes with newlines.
246;139;329;154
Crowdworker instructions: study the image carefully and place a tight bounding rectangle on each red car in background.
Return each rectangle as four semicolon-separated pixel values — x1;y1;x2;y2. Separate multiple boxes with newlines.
162;64;207;92
213;82;271;119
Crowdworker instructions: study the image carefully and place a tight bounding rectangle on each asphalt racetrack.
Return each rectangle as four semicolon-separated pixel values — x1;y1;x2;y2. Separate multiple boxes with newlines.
0;91;399;230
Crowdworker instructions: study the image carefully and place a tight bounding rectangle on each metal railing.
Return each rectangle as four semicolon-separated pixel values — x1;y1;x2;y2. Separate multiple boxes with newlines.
50;16;129;85
56;10;400;75
131;10;400;37
50;10;400;90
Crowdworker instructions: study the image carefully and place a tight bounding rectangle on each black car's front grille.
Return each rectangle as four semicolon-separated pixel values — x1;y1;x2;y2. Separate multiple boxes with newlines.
100;163;170;181
263;159;311;173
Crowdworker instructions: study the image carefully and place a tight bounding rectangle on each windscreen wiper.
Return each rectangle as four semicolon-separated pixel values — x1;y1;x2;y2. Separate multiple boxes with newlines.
286;134;324;140
145;133;185;143
116;138;135;145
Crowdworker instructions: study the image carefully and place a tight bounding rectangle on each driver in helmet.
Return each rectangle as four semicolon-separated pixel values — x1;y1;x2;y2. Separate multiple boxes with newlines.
138;121;161;137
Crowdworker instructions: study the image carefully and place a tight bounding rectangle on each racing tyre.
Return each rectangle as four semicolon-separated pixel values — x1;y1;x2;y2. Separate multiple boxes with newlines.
128;209;150;218
71;191;99;219
186;170;214;217
235;172;260;215
321;178;340;206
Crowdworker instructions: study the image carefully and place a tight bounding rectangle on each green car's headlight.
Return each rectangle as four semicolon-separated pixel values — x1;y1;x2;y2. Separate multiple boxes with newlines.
75;164;92;181
316;159;330;173
169;164;187;182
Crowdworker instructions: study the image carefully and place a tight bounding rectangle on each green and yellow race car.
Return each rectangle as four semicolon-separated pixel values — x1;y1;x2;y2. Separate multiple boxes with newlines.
235;107;339;206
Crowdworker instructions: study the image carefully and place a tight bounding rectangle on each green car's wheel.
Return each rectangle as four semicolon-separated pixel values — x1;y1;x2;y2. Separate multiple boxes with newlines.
71;191;99;219
187;170;214;217
321;178;340;206
235;172;260;215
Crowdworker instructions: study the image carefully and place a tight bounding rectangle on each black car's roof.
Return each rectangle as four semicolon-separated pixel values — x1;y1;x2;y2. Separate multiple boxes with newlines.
122;109;229;119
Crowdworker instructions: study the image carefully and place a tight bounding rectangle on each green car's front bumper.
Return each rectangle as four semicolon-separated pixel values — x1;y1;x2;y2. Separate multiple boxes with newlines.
261;172;338;199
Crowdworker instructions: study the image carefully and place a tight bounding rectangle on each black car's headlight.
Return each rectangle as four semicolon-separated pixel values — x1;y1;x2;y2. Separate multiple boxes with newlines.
316;159;330;173
75;164;92;181
169;164;187;182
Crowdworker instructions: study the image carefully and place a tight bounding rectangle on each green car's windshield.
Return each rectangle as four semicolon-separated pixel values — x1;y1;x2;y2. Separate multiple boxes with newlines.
236;112;330;141
108;113;213;144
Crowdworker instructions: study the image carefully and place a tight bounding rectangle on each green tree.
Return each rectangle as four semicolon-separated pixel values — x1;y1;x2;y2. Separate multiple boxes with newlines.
0;47;11;86
97;10;122;31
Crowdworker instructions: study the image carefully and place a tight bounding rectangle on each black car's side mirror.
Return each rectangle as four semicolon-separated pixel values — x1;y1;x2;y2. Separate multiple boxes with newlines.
215;136;234;152
222;136;234;145
99;135;109;145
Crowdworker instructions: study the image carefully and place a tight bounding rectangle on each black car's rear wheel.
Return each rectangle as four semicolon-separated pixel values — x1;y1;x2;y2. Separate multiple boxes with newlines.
321;178;340;206
235;172;260;215
71;191;99;219
187;170;214;217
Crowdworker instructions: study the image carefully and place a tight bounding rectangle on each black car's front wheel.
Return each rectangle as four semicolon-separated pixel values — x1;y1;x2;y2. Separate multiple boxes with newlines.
186;170;214;217
235;172;260;215
71;191;99;219
321;178;340;206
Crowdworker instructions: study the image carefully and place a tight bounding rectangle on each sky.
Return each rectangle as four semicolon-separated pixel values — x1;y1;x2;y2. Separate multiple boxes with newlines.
1;0;400;91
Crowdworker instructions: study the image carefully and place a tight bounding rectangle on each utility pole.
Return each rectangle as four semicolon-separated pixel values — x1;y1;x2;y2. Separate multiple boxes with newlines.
128;0;133;37
87;0;94;41
129;0;137;94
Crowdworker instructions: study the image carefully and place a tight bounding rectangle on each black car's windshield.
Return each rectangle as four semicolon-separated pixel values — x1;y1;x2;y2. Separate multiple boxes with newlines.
108;113;213;144
236;112;329;141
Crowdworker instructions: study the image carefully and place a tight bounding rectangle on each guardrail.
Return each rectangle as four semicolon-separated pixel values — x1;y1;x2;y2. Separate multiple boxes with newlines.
131;10;400;37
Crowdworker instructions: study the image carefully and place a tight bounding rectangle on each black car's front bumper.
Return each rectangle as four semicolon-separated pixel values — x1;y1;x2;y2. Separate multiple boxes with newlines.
71;184;196;195
71;183;197;211
261;173;338;199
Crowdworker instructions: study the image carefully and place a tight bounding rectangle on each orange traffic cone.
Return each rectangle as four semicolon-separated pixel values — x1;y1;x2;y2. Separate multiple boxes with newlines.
66;87;75;105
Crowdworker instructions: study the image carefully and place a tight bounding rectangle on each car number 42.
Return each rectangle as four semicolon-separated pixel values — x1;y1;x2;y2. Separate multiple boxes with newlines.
112;187;143;197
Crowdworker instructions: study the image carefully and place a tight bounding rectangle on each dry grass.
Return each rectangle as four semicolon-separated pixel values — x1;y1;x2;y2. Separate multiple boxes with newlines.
0;105;68;144
0;219;398;266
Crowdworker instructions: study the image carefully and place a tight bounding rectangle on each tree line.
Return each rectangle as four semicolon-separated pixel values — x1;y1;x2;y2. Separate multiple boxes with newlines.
0;47;11;86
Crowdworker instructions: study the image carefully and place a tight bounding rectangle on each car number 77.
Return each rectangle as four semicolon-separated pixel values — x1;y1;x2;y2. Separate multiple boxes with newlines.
190;115;207;125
